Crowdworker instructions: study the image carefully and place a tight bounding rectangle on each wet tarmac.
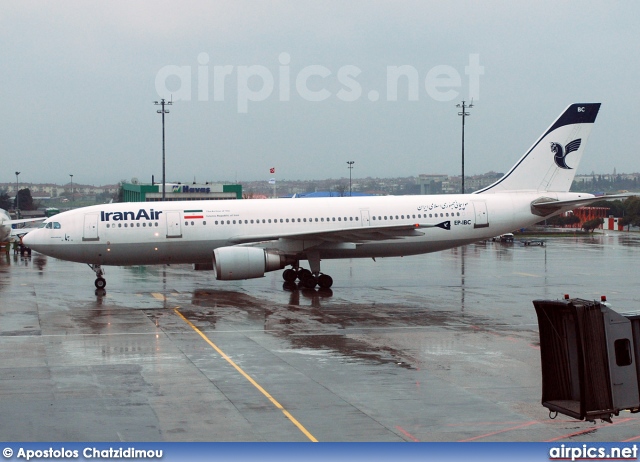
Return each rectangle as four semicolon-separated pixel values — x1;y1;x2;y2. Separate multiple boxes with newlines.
1;231;640;442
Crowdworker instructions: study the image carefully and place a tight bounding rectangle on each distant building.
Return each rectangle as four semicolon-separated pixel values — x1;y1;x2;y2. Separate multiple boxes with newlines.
121;183;242;202
417;174;448;195
565;206;610;228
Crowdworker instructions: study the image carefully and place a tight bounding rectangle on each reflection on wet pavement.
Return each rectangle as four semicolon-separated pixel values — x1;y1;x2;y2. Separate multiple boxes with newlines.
2;233;640;441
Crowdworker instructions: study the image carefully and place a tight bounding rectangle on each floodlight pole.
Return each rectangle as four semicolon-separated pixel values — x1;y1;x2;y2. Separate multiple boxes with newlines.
69;174;73;202
456;100;473;194
347;161;354;196
154;98;172;201
15;171;20;217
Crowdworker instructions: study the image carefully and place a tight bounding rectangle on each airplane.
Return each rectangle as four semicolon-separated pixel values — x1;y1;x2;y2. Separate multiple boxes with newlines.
0;209;45;242
23;103;620;290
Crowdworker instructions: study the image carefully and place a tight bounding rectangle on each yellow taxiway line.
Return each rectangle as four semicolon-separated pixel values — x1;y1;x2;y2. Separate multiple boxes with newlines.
173;307;318;442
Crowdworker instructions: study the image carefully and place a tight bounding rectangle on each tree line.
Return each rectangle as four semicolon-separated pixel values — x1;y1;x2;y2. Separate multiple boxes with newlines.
0;189;36;211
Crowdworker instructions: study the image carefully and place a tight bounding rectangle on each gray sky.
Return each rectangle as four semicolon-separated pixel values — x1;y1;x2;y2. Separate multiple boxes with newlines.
3;1;639;187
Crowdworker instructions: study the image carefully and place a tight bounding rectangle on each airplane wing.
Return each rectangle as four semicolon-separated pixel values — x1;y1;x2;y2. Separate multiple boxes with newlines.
531;194;634;215
227;221;451;245
10;227;39;238
5;217;46;225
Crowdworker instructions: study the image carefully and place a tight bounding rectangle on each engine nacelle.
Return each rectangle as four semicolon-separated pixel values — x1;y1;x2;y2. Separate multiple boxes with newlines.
213;246;286;280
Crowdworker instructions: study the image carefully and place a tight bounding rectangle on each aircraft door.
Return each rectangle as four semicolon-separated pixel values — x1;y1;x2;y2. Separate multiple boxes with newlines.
472;201;489;229
360;210;370;226
165;211;182;238
82;213;99;241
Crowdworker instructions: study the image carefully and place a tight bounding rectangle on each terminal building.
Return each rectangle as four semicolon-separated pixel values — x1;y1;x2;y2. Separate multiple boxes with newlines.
121;182;242;202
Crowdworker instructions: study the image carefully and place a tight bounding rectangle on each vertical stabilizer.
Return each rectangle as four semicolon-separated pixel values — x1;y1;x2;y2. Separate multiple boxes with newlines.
477;103;600;193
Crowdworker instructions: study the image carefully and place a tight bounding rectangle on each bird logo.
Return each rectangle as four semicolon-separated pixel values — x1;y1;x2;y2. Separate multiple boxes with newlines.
551;139;581;169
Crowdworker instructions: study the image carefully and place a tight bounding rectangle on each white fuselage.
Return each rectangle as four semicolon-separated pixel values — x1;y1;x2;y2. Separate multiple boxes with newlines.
23;191;583;266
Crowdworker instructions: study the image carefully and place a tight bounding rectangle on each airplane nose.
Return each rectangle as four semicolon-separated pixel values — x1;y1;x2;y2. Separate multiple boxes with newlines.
22;231;35;247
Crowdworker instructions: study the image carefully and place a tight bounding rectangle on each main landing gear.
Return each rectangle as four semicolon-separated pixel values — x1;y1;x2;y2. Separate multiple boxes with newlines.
282;267;333;289
282;254;333;289
89;264;106;289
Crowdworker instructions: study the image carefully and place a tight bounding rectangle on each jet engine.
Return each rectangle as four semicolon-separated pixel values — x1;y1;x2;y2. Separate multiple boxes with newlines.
213;246;287;280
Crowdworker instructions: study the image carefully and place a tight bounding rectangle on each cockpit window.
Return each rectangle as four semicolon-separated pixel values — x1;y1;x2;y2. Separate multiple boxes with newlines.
39;223;47;228
53;222;61;229
46;222;52;229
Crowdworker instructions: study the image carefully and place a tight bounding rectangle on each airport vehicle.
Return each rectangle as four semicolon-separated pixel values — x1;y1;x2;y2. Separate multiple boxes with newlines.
492;233;514;243
24;103;619;290
0;209;45;242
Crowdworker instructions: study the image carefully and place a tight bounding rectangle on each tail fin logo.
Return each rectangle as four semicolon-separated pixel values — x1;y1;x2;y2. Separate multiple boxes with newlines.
551;139;582;169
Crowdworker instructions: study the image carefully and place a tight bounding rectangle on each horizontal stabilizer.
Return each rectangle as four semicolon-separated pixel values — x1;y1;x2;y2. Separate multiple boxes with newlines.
531;194;632;216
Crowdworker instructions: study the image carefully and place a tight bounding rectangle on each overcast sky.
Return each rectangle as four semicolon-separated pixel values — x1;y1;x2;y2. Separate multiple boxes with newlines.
2;1;639;187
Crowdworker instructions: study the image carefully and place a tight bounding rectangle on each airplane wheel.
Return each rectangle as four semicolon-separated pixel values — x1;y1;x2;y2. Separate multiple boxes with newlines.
301;274;317;289
95;277;106;289
318;274;333;289
297;268;312;281
283;269;297;282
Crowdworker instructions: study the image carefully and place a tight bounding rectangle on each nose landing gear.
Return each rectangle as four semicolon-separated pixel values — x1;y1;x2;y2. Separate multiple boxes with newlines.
89;264;106;289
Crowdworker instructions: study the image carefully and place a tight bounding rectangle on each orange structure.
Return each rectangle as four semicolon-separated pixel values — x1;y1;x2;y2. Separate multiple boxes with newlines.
567;206;610;228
